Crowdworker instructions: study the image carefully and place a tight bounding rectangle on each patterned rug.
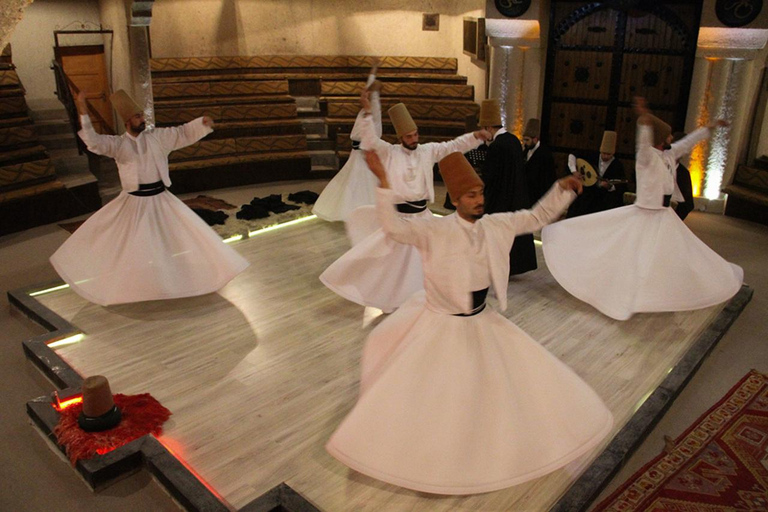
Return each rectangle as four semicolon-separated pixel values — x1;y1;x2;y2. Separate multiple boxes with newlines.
593;370;768;511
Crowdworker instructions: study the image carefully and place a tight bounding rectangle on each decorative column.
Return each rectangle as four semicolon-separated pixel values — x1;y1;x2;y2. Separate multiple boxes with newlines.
484;17;541;138
686;27;768;203
129;1;155;128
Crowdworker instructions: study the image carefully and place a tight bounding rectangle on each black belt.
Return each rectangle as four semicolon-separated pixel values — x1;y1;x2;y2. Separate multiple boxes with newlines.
453;287;489;317
129;181;165;197
396;199;427;214
663;194;671;207
351;140;361;151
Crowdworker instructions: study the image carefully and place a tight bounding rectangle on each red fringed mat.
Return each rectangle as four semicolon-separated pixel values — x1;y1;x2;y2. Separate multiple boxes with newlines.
594;370;768;511
53;393;171;465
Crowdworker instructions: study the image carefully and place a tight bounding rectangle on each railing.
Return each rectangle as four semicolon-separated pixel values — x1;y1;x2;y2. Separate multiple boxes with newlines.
51;60;115;155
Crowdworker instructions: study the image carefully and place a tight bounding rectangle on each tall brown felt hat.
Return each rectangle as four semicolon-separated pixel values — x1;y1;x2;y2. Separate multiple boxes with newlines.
78;375;122;432
600;130;617;154
648;114;672;147
388;103;417;138
439;152;484;202
479;99;502;127
110;89;142;123
523;118;540;138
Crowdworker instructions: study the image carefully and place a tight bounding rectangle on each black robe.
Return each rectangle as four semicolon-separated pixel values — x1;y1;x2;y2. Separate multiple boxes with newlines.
675;163;694;220
524;144;557;205
484;132;537;275
567;157;626;218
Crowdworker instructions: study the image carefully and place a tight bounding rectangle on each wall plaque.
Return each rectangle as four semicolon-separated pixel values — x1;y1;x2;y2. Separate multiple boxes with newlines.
494;0;531;18
715;0;763;27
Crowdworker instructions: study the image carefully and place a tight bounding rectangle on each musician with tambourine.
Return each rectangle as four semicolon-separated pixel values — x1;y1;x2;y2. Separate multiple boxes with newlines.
566;131;630;218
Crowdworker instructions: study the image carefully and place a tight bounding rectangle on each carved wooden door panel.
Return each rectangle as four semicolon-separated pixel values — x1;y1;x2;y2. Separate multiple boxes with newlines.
542;1;701;178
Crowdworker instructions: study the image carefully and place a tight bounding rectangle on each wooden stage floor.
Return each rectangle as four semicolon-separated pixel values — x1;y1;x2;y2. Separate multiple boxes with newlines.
32;217;734;511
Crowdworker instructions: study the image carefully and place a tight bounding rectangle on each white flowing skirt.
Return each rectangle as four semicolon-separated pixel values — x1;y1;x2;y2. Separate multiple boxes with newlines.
326;293;614;494
312;150;378;222
542;205;743;321
319;210;426;311
50;191;249;306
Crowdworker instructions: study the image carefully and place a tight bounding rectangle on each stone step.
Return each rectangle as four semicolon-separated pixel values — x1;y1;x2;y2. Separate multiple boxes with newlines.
31;108;68;122
308;149;337;168
38;132;79;151
307;138;335;151
294;96;320;110
310;164;337;179
301;118;327;137
34;118;73;136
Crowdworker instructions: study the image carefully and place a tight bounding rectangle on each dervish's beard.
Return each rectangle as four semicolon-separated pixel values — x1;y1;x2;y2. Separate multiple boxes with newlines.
402;141;418;150
135;122;146;132
471;205;485;219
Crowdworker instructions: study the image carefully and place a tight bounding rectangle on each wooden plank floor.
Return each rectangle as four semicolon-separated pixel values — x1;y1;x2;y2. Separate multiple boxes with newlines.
36;218;723;510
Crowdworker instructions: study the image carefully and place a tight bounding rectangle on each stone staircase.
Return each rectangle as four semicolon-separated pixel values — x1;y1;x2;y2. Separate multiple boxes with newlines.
296;96;337;179
32;108;119;202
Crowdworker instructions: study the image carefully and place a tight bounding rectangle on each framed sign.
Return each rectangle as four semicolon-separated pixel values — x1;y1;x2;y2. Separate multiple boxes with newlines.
494;0;531;18
715;0;763;27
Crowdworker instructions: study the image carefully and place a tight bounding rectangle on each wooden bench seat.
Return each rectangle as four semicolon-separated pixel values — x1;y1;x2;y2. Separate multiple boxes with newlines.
0;125;41;151
321;81;474;100
0;144;48;166
0;96;28;118
153;72;468;86
0;69;22;89
0;178;63;204
0;158;55;191
154;79;289;100
151;55;458;76
155;102;298;124
154;94;295;109
326;98;478;120
166;134;311;193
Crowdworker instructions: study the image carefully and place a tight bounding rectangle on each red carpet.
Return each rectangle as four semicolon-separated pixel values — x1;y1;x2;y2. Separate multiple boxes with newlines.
53;393;171;465
594;370;768;511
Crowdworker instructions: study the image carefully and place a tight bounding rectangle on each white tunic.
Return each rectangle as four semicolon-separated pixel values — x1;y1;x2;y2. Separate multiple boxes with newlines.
542;122;743;320
320;121;484;310
49;115;249;306
326;186;614;495
312;85;383;222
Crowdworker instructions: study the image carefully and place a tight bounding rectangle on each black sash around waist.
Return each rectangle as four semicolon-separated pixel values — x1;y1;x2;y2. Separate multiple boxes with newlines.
351;139;361;150
453;287;489;317
396;199;428;214
129;181;166;197
663;194;671;207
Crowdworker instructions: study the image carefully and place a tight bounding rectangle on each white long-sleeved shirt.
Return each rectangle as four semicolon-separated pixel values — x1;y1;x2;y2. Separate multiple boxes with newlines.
634;123;710;209
360;115;483;203
78;114;213;193
376;184;575;314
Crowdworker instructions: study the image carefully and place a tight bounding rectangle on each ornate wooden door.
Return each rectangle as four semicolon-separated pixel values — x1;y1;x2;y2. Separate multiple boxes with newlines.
542;1;702;178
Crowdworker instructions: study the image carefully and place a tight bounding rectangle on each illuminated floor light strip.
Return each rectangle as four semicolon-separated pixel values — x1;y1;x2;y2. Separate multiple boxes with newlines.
248;215;317;237
29;284;70;297
222;234;243;244
534;240;543;246
48;333;85;348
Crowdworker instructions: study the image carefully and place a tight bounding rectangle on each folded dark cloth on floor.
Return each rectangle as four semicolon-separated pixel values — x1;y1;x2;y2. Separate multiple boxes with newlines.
250;194;300;214
236;203;270;220
192;208;229;226
288;190;319;204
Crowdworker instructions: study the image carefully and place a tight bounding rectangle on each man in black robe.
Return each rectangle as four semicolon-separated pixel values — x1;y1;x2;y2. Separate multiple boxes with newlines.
522;118;557;204
566;131;627;218
671;131;695;220
479;99;536;275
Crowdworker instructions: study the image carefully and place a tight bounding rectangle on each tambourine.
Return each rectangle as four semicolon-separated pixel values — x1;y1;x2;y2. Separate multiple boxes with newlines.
575;158;598;187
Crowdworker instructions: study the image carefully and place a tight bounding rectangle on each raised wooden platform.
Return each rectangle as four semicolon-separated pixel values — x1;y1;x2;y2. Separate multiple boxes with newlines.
11;217;751;511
